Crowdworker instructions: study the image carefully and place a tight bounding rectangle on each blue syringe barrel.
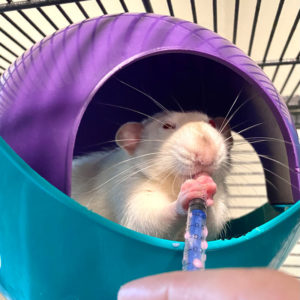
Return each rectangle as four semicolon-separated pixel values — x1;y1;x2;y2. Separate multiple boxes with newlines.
182;198;208;271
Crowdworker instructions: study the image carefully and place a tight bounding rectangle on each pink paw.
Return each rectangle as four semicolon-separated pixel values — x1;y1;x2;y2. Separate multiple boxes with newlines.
176;174;216;215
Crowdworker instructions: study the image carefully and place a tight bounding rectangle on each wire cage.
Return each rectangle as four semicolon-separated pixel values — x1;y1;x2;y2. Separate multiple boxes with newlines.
0;0;299;112
0;1;300;300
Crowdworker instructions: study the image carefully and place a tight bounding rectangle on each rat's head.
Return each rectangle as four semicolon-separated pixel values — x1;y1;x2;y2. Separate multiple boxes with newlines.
116;111;233;182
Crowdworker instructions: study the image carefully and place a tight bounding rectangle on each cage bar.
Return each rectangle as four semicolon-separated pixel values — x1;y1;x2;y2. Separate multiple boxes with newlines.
142;0;153;13
259;58;300;67
280;52;300;94
36;7;59;30
0;42;18;58
261;0;285;68
95;0;107;14
232;0;239;44
1;12;36;43
0;27;27;50
190;0;197;23
75;1;89;19
0;54;12;65
213;0;217;32
248;0;261;56
119;0;128;13
272;10;300;82
55;4;73;24
0;0;91;12
166;0;174;17
17;9;46;37
286;80;300;105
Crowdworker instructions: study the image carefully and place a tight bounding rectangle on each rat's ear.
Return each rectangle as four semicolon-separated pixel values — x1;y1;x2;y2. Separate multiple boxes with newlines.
213;117;233;149
116;122;144;155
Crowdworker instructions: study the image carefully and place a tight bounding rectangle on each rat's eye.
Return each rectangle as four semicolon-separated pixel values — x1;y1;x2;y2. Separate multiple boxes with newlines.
162;123;176;129
209;120;216;128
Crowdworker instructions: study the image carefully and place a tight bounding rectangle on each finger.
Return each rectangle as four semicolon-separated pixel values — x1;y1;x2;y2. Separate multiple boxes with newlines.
118;268;300;300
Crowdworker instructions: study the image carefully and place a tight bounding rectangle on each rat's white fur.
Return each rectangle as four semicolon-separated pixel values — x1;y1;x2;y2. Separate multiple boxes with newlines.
72;111;231;240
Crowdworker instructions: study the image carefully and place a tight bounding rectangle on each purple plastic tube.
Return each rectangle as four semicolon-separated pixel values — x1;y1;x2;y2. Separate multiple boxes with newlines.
182;198;208;271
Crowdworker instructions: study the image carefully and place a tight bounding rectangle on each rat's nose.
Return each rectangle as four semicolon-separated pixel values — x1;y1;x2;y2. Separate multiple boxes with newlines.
185;133;217;166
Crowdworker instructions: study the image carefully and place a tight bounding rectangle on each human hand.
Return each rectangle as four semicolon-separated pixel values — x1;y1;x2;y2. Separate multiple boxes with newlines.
118;268;300;300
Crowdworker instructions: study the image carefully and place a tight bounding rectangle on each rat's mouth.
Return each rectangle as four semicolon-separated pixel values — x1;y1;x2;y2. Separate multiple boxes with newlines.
179;167;214;180
174;154;217;179
191;171;210;179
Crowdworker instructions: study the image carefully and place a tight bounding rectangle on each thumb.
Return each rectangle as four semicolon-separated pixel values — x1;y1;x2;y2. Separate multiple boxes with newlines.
118;268;300;300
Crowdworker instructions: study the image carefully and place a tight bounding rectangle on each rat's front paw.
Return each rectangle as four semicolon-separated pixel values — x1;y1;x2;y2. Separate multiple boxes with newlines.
176;175;216;215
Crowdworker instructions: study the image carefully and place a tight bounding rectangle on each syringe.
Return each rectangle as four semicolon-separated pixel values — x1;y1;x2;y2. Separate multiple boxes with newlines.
182;198;208;271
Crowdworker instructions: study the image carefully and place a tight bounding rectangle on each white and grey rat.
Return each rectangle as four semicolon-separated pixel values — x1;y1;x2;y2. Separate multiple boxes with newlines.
71;111;233;240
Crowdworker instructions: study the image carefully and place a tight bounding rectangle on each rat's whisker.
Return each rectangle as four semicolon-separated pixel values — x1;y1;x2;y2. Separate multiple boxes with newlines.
97;102;165;125
244;136;294;145
219;88;243;132
102;151;166;172
229;120;255;132
223;122;263;144
172;172;179;196
220;91;260;134
112;160;160;187
262;166;300;192
233;137;294;149
79;151;166;188
115;77;170;114
229;155;280;193
170;96;184;113
87;158;156;196
257;154;297;174
113;163;156;187
81;138;167;150
155;165;174;185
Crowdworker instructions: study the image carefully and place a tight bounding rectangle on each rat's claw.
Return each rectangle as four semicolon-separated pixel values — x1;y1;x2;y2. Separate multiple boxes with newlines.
176;175;216;215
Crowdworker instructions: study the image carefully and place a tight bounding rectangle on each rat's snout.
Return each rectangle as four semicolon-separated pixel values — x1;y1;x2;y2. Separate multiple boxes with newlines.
183;123;217;167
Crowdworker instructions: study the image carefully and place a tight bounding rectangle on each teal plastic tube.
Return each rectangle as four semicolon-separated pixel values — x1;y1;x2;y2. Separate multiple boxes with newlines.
0;137;300;299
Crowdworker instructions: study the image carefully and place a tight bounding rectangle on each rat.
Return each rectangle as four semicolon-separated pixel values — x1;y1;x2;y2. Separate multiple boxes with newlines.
71;111;233;241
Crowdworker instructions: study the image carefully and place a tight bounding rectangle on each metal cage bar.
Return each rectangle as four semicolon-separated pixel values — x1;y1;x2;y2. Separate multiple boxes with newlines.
190;0;197;23
286;80;300;105
142;0;153;13
36;7;59;30
166;0;174;17
0;54;12;65
0;0;91;12
248;0;261;56
0;42;18;58
232;0;239;44
1;12;36;43
280;51;300;94
75;1;89;18
95;0;107;14
56;4;73;24
212;0;218;32
0;27;27;50
259;58;300;67
261;0;285;68
17;9;47;37
272;9;300;82
119;0;128;13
